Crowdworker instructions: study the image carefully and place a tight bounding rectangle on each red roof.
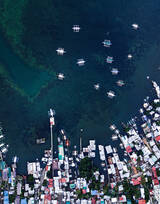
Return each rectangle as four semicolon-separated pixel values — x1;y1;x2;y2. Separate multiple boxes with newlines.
132;177;141;185
49;179;53;183
82;189;86;194
92;198;96;204
60;178;66;183
152;167;157;178
138;200;146;204
155;135;160;141
44;194;51;200
45;165;49;171
153;179;159;185
119;197;124;201
126;146;132;153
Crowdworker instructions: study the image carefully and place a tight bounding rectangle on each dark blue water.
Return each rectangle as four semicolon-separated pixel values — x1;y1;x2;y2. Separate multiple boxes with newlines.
0;0;160;173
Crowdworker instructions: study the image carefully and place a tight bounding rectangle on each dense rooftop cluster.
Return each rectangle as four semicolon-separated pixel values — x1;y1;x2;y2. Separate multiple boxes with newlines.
0;81;160;203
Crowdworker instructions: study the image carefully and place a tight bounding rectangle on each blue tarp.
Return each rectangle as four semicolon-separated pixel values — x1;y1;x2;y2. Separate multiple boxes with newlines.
21;199;27;204
91;190;98;196
4;191;9;204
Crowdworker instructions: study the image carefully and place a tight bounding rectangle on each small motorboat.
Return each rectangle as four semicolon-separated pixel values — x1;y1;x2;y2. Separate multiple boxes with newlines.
12;156;19;163
48;108;55;117
128;54;132;59
107;90;115;98
77;59;85;66
132;23;139;30
57;73;65;80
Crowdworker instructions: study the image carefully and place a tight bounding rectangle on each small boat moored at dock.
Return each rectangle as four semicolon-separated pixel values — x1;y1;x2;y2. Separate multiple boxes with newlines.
36;138;45;144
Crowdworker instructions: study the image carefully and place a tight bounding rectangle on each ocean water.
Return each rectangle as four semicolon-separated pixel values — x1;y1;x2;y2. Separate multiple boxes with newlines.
0;0;160;173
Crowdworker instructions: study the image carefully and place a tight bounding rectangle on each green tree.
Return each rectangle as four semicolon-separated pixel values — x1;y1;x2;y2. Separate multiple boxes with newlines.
79;157;93;181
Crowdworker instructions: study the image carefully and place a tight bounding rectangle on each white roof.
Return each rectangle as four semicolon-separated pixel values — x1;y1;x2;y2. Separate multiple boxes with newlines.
111;198;118;203
105;145;113;154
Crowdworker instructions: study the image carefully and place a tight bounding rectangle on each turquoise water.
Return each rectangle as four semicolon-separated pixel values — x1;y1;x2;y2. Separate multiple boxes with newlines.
0;31;52;98
0;0;160;173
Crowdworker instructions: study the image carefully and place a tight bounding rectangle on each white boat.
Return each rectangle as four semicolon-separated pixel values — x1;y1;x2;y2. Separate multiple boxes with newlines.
77;59;85;66
60;129;65;135
111;68;119;75
48;108;55;117
106;56;113;63
1;147;8;153
114;129;119;134
94;83;100;90
36;138;45;144
102;39;112;47
119;143;124;149
116;80;125;87
0;143;4;148
12;156;19;163
101;162;105;167
0;135;4;139
109;124;116;131
56;48;66;55
128;54;132;59
57;73;65;80
107;91;115;98
112;134;118;141
132;23;139;30
139;108;144;114
50;117;55;126
72;25;80;32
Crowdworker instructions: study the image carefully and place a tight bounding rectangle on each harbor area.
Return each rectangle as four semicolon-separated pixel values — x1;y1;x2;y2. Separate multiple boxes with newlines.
1;81;160;203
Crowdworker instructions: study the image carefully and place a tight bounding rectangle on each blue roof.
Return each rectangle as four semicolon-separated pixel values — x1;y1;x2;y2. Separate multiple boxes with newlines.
21;199;27;204
4;191;8;196
127;201;132;204
91;190;98;195
4;191;9;204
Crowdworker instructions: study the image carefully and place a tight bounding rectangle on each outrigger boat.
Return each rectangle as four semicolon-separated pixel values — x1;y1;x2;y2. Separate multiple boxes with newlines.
56;48;66;55
57;73;65;80
111;68;119;75
116;80;125;87
132;23;139;30
77;59;85;66
94;83;100;90
102;39;112;47
106;56;113;63
72;25;80;32
107;90;115;98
